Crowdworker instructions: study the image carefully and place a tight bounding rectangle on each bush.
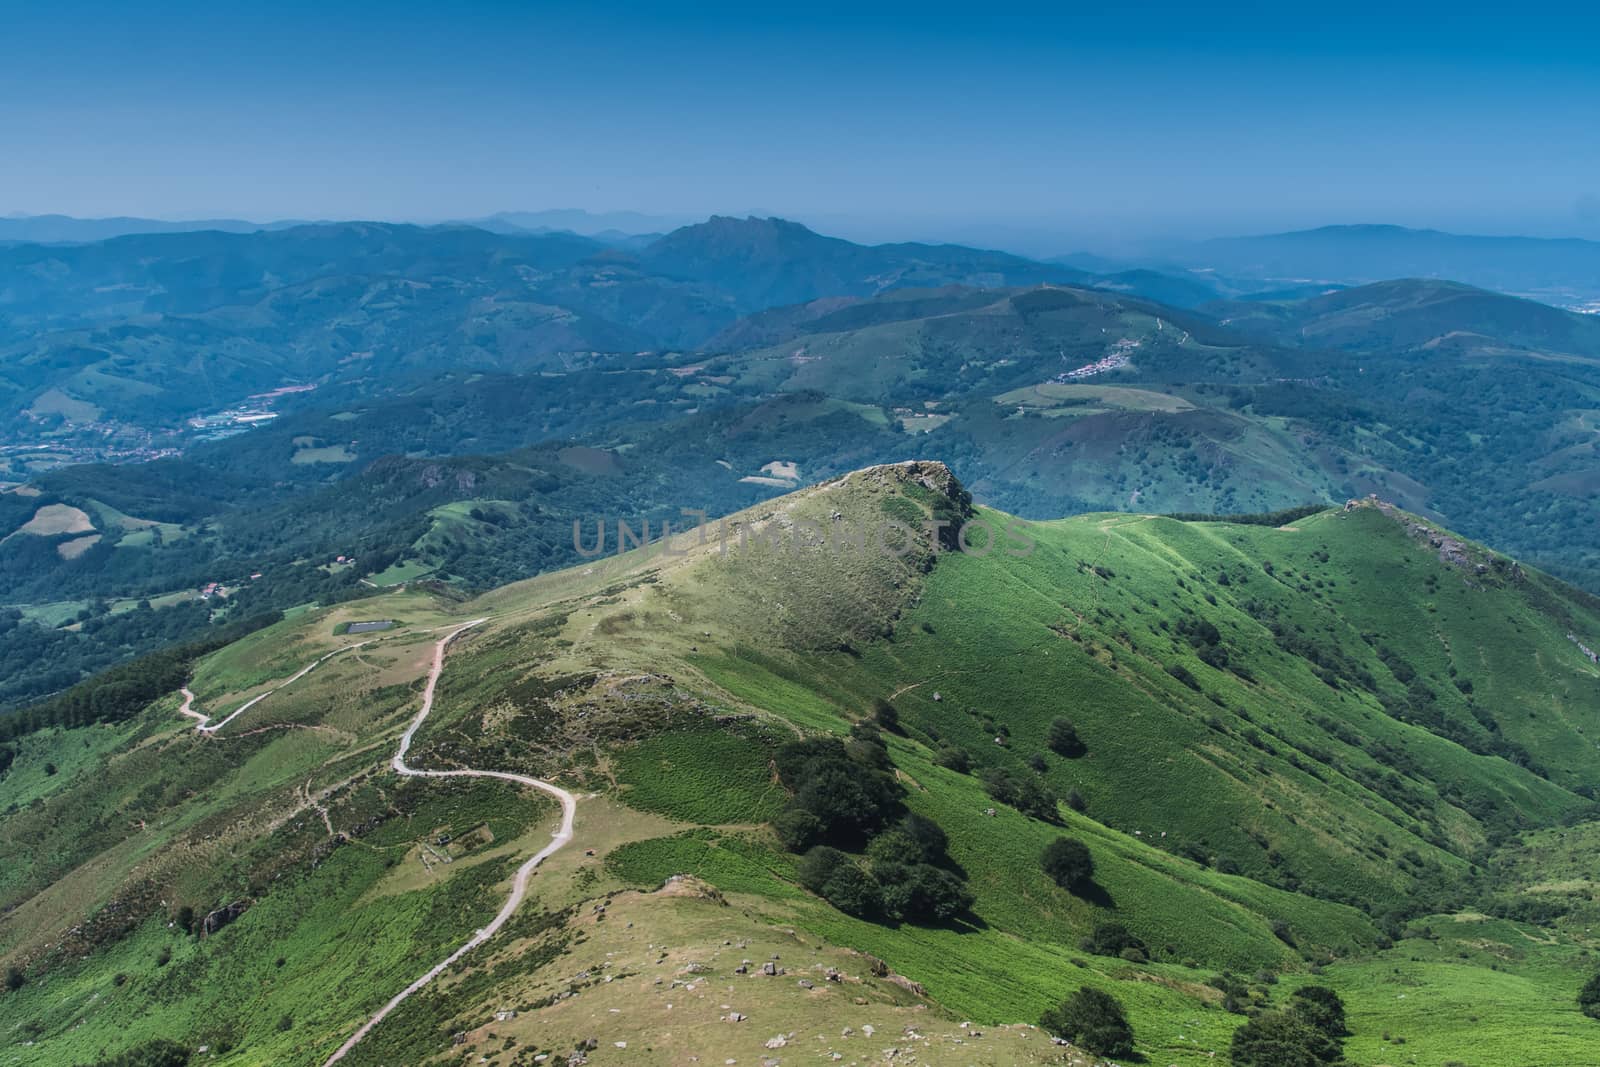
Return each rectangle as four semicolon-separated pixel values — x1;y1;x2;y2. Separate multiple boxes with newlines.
795;845;878;915
979;766;1060;822
84;1039;193;1067
774;808;824;852
1083;921;1145;958
1040;837;1095;892
934;745;971;773
1046;717;1087;757
797;846;852;893
876;863;973;922
819;861;879;916
1580;970;1600;1020
1229;1010;1341;1066
4;965;22;992
1290;985;1349;1037
867;830;926;867
872;698;900;732
1066;787;1088;812
773;736;900;846
1040;986;1134;1058
897;813;950;863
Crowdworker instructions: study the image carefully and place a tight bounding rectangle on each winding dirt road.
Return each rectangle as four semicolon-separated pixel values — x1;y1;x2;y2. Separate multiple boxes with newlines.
323;619;577;1064
178;642;370;733
176;619;579;1066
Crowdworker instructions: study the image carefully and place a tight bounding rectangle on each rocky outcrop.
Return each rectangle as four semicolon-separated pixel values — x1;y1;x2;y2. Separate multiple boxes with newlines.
201;899;252;937
1352;497;1523;583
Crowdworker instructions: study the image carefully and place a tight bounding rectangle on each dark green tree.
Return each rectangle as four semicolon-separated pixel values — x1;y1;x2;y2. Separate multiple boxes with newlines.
1046;716;1087;757
1580;970;1600;1020
1289;985;1348;1036
1040;986;1134;1058
1229;1010;1341;1066
1083;921;1145;957
1040;837;1095;891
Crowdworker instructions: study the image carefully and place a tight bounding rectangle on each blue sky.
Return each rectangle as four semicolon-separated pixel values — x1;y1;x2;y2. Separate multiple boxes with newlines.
2;1;1598;251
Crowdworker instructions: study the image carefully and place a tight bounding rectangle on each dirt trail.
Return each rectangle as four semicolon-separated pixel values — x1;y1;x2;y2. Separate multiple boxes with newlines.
319;620;577;1065
178;641;370;733
175;619;579;1067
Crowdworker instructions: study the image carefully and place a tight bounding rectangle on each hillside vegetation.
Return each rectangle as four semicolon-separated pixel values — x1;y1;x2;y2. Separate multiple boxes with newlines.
4;463;1599;1065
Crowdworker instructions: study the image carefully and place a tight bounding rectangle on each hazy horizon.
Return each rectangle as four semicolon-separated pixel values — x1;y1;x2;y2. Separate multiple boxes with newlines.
4;2;1600;253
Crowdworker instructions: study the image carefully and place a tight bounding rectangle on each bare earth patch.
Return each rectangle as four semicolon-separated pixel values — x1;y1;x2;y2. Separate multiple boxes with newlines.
17;503;96;537
57;534;102;559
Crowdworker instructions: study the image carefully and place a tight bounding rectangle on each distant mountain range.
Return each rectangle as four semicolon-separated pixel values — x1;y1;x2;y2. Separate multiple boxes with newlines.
1152;224;1600;309
13;213;1600;310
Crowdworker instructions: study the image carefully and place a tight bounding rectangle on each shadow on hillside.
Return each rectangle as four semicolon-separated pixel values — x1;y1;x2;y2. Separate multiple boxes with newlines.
1074;880;1116;910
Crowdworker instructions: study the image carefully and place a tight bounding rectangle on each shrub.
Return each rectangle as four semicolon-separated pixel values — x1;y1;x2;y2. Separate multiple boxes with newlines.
819;861;879;916
1027;752;1050;774
1083;921;1145;957
897;813;950;863
934;745;971;773
796;845;878;915
867;830;926;867
773;736;900;846
797;846;852;893
4;965;22;992
1290;985;1349;1037
1229;1009;1341;1066
1066;787;1088;813
1040;986;1134;1058
872;698;900;732
1040;837;1095;892
84;1039;192;1067
979;766;1060;822
876;863;973;923
1046;717;1087;757
1167;663;1201;690
1580;970;1600;1020
774;808;824;852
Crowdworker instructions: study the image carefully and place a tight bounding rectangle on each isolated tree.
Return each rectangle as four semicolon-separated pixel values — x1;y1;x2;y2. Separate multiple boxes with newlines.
871;698;900;732
4;965;22;992
1046;716;1087;757
1040;837;1095;892
1580;970;1600;1020
1289;985;1348;1037
934;745;970;773
1083;921;1145;957
1040;986;1134;1058
1229;1010;1341;1067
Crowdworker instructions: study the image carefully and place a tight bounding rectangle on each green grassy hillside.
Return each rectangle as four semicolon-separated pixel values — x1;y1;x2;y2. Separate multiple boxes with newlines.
3;463;1599;1066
